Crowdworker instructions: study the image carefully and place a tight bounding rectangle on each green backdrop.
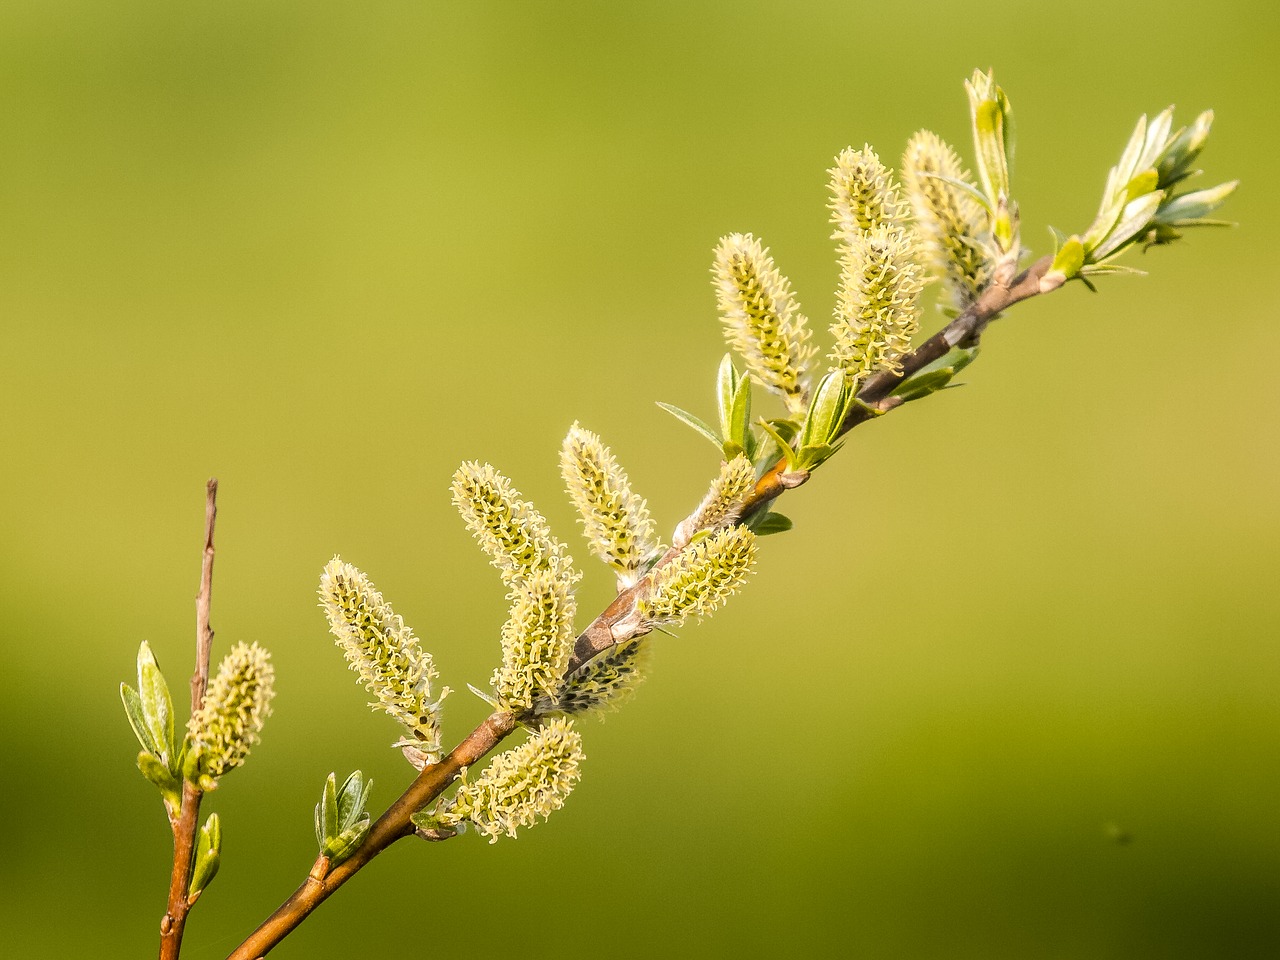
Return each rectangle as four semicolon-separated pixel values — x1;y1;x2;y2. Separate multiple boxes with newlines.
2;2;1277;957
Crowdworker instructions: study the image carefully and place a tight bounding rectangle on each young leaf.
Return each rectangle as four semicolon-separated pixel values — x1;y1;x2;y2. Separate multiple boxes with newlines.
189;813;222;901
137;642;176;764
656;402;723;450
748;511;793;536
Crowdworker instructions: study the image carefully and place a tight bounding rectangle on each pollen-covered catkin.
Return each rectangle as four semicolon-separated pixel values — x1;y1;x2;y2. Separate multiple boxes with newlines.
902;130;991;309
492;567;577;712
451;461;575;589
319;558;447;757
441;717;584;842
560;423;660;587
644;525;757;627
187;642;275;778
713;233;815;417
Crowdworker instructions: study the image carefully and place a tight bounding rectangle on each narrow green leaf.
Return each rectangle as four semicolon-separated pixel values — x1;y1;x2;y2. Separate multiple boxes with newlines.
136;642;175;765
189;813;222;900
121;683;160;755
1115;114;1148;186
727;374;752;452
321;772;338;842
756;418;798;470
1123;168;1160;202
800;371;846;449
656;402;722;450
748;512;793;536
322;817;371;865
1155;180;1238;225
336;771;372;833
716;354;738;437
1091;191;1163;261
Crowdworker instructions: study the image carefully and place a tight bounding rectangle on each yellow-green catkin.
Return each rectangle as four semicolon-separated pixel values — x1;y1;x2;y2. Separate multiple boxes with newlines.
187;642;275;779
713;233;815;417
451;461;575;590
832;226;925;384
492;567;576;712
828;145;906;247
675;456;756;548
560;423;660;588
643;525;757;627
538;638;651;717
319;558;447;757
827;147;924;386
441;717;584;842
902;130;991;310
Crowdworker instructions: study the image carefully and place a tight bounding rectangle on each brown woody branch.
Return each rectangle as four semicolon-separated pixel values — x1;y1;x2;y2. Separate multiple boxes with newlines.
226;254;1060;959
159;479;219;960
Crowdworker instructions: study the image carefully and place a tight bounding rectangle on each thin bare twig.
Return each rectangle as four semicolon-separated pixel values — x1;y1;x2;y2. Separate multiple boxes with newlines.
159;479;219;960
227;257;1061;958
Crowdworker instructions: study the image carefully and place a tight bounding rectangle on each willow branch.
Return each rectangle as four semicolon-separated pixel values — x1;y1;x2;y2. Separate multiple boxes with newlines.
227;710;517;960
228;255;1061;959
159;479;219;960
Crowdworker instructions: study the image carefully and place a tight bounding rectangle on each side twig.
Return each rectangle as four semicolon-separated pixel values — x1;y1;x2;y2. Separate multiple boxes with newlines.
228;257;1060;958
159;479;219;960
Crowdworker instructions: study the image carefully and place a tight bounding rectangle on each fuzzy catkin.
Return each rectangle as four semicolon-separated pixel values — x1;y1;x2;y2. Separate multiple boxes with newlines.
320;558;447;756
831;225;925;384
560;423;660;587
902;130;991;309
187;642;275;777
713;233;815;417
441;717;584;842
492;567;577;712
644;525;757;627
451;461;575;590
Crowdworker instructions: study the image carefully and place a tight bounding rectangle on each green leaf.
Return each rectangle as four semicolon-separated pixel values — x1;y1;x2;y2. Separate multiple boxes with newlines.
137;750;182;808
1123;168;1160;203
727;373;753;454
1048;236;1085;282
319;773;339;845
800;371;847;450
189;813;221;900
136;642;176;766
121;683;160;756
795;441;843;470
322;817;371;865
1155;180;1238;225
336;771;372;833
1090;191;1163;261
890;347;980;403
656;402;722;450
756;418;799;470
747;512;793;536
715;354;738;436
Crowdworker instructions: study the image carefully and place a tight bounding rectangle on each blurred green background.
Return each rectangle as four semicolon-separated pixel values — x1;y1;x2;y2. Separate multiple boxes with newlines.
2;2;1277;957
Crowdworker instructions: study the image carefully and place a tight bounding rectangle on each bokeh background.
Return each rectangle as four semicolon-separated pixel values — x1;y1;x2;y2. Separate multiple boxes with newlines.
2;2;1277;958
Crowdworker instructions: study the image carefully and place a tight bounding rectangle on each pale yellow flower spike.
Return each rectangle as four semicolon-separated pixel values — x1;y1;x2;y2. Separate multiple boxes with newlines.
187;642;275;779
831;225;926;385
319;558;448;758
643;525;757;627
491;567;577;712
713;233;815;417
441;717;584;842
451;461;576;590
673;456;756;549
902;130;991;310
828;145;908;246
560;423;661;588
